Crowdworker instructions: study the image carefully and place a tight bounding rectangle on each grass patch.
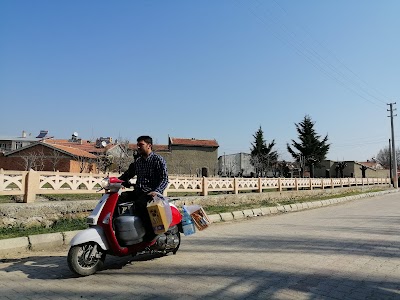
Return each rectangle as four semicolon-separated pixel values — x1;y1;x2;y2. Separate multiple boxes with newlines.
0;187;389;239
0;195;14;204
0;193;102;203
0;218;87;240
202;188;388;214
39;194;101;201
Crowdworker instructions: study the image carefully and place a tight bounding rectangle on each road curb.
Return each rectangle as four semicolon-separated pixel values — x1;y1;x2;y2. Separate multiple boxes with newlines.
0;236;29;255
0;189;398;257
28;232;64;251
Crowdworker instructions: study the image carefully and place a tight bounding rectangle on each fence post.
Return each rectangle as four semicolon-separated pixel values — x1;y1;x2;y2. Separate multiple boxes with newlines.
321;178;324;189
24;169;40;203
201;177;208;196
309;178;313;190
278;177;282;192
0;168;4;192
233;178;239;194
295;178;298;191
331;178;334;189
258;177;262;193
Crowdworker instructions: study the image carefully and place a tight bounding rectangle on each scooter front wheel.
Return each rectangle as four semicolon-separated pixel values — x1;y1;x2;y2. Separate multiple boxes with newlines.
67;242;106;276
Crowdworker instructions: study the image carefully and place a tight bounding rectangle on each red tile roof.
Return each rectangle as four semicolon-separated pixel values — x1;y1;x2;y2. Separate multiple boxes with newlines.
49;144;97;159
128;143;169;152
169;137;219;148
45;139;107;154
153;145;170;151
47;137;218;155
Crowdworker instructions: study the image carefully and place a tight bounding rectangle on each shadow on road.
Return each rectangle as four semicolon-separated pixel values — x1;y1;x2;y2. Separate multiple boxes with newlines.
0;251;165;280
1;251;399;299
1;231;399;299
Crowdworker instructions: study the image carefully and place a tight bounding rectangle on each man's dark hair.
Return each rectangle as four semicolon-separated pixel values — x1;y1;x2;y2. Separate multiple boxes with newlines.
137;135;153;145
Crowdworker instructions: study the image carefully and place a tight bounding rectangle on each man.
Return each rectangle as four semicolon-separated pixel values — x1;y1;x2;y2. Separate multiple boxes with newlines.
118;135;169;241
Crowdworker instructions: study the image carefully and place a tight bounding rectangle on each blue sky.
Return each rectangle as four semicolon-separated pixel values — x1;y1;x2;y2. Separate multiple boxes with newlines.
1;0;399;162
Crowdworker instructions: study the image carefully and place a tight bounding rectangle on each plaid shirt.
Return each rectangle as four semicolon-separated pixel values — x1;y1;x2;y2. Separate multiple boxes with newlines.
119;152;168;194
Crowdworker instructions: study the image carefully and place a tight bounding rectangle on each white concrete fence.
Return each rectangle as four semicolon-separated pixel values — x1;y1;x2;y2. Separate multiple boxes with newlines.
0;169;391;203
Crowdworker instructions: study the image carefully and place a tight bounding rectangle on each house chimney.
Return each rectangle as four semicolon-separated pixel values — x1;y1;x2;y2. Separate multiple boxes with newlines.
22;130;27;138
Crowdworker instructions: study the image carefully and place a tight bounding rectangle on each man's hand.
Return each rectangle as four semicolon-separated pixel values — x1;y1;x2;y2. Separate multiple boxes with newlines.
121;181;131;188
147;191;158;198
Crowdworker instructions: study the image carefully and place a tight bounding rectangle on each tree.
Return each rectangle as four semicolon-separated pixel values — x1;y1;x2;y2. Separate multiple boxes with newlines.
335;161;347;178
287;115;330;178
18;150;46;171
376;146;400;169
250;126;278;177
97;155;113;174
276;160;291;178
111;140;132;173
48;149;64;171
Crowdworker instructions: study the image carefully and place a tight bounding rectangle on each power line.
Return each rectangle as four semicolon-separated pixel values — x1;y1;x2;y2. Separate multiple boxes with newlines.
237;0;388;109
271;0;389;105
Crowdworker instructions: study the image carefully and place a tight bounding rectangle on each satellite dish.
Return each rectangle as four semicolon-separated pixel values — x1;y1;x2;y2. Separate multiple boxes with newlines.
101;141;107;147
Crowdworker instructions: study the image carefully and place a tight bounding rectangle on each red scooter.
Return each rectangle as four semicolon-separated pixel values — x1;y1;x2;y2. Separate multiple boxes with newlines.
67;177;182;276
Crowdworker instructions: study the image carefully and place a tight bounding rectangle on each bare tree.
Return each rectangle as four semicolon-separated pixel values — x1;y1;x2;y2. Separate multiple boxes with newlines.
19;150;46;171
225;159;237;177
74;155;93;173
48;149;64;171
335;161;347;178
97;155;113;174
112;140;132;173
376;146;400;169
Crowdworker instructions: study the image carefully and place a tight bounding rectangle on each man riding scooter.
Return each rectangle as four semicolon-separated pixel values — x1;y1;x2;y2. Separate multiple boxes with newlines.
118;135;169;241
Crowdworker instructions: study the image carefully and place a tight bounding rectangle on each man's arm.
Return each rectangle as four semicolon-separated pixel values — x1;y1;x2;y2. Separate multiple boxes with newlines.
154;157;169;194
118;162;136;183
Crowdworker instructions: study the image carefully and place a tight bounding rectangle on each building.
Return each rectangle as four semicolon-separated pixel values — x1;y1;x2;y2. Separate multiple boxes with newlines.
128;137;219;177
0;133;219;175
0;130;50;153
314;160;389;178
0;142;97;172
44;136;130;173
0;132;130;173
218;153;255;177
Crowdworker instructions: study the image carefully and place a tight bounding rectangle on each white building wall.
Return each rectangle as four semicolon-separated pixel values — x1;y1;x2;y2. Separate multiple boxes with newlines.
218;153;255;177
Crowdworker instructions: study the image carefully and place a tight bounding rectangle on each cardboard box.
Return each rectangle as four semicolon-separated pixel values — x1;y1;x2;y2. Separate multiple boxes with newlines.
147;200;170;235
184;205;211;231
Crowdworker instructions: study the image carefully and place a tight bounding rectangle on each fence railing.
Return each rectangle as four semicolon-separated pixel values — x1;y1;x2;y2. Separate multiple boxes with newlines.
0;169;391;203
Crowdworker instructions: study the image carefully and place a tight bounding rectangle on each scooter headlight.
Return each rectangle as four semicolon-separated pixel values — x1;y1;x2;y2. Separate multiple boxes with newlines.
100;178;110;189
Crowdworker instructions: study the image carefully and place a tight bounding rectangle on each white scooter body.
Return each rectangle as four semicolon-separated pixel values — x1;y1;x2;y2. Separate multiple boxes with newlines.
70;226;109;251
69;193;112;250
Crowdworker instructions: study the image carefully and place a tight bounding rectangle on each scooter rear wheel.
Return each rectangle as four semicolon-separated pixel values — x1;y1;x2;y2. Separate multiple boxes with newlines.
67;242;106;276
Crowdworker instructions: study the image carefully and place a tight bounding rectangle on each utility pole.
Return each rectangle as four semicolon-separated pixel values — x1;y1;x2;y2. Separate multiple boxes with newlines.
387;103;398;188
389;139;392;185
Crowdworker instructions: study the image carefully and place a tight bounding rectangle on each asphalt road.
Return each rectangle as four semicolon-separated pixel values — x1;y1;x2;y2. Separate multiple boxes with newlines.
1;192;399;300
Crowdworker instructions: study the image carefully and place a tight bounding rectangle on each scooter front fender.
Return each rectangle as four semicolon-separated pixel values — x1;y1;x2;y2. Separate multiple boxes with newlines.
70;226;109;251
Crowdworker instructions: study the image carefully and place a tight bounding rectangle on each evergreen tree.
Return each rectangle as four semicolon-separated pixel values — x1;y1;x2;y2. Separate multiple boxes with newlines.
287;115;330;178
250;126;278;177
